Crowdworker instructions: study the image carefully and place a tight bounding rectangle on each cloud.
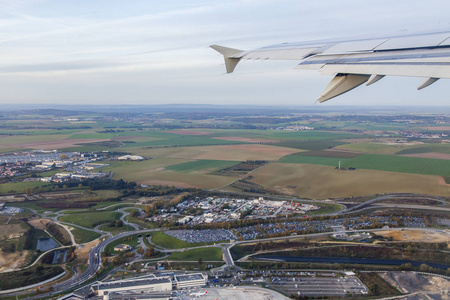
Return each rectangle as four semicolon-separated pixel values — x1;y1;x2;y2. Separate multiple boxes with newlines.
1;0;450;105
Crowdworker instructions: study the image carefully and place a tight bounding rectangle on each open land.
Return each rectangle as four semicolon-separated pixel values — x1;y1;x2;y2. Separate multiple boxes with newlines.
376;229;450;245
1;106;450;199
1;107;450;299
246;163;450;198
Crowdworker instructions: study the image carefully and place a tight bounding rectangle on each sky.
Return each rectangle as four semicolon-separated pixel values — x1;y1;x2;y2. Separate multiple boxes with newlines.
0;0;450;106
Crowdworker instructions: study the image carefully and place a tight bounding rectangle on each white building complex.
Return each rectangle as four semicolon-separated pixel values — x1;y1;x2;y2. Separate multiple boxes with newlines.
173;273;208;289
92;275;172;296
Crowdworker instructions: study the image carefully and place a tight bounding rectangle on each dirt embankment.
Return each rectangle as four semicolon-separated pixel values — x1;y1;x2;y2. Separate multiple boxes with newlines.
74;239;101;263
376;230;450;246
379;271;450;294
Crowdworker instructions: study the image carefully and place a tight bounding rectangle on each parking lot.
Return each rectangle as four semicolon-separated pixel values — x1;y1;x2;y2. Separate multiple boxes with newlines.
165;229;236;243
272;276;368;297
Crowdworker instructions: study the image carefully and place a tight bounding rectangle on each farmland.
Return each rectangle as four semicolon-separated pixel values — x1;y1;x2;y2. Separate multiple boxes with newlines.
1;105;450;199
246;163;450;199
342;154;450;176
165;159;239;173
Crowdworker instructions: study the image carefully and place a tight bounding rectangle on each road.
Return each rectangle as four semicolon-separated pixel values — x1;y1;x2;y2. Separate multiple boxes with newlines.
7;193;449;298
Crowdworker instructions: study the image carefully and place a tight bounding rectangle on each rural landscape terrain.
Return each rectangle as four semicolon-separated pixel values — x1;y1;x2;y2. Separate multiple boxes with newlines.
0;104;449;300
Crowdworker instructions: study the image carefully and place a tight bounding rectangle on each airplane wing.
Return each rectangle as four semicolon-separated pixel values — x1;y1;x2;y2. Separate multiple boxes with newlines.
210;31;450;102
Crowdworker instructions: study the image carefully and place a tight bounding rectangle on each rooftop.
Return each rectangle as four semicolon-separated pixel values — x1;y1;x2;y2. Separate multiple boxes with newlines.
93;276;171;291
174;273;205;282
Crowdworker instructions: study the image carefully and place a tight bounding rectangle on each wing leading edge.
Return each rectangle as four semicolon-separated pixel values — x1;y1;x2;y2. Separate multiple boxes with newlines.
211;31;450;102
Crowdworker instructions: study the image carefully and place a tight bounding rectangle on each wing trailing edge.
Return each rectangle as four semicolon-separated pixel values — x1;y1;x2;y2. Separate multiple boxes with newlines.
211;30;450;102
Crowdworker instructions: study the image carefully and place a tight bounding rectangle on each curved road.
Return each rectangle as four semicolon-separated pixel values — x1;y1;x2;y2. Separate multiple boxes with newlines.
9;194;449;298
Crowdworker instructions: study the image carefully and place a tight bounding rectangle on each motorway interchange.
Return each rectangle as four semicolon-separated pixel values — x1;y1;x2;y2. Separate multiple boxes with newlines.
4;193;450;298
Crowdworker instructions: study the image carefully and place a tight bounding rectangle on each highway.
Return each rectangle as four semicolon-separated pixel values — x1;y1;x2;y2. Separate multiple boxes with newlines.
6;193;449;298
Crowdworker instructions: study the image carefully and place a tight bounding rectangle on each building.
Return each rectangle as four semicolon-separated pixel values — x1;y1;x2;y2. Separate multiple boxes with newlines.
173;273;208;289
91;276;172;296
114;244;132;252
117;155;144;161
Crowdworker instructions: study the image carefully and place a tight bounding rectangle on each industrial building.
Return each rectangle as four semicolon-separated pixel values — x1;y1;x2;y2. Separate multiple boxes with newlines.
91;275;172;296
173;273;208;289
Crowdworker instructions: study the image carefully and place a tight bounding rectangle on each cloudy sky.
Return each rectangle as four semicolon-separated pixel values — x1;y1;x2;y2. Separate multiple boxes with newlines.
0;0;450;106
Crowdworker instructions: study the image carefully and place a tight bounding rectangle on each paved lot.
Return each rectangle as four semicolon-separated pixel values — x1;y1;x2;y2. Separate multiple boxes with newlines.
273;276;368;297
179;286;290;300
166;229;235;243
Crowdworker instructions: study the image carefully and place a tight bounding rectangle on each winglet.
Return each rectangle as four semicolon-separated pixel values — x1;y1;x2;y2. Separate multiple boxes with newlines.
210;45;244;73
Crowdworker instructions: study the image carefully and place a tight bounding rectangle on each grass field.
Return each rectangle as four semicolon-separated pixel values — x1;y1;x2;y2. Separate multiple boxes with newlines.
280;153;450;177
104;234;141;254
342;154;450;177
246;163;450;199
59;211;121;228
168;247;223;261
99;157;238;188
70;227;101;244
395;144;450;155
165;160;239;173
149;231;191;249
306;202;343;215
0;182;49;195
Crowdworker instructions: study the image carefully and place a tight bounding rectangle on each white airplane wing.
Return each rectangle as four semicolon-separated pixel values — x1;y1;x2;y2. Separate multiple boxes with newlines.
211;31;450;102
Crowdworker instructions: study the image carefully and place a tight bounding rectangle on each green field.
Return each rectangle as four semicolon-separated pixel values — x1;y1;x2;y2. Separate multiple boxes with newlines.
70;227;101;244
168;247;223;261
306;202;344;215
280;152;450;177
59;211;121;228
165;159;239;173
342;154;450;176
395;144;450;155
0;182;49;195
149;231;191;249
104;234;141;254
